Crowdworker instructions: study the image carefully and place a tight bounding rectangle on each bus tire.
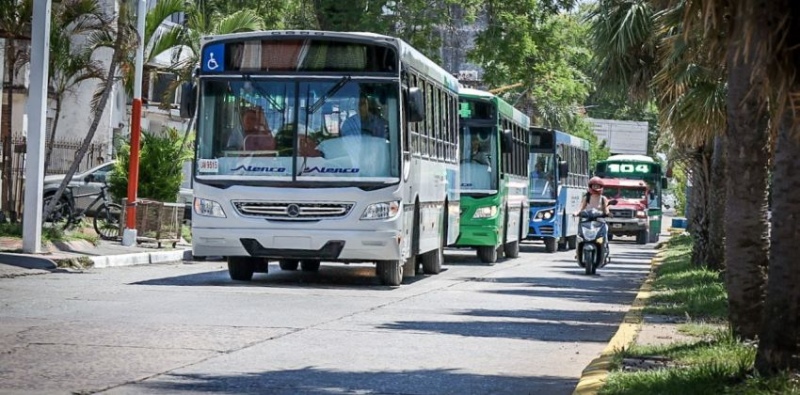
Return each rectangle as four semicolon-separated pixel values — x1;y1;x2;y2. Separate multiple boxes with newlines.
227;257;256;281
422;206;444;274
477;246;498;264
504;240;520;258
407;203;421;277
567;236;577;250
300;260;321;272
377;260;403;286
279;259;299;271
544;237;557;253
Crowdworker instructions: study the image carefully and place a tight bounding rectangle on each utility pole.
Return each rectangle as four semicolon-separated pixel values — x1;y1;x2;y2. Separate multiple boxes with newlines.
122;0;146;246
22;0;52;253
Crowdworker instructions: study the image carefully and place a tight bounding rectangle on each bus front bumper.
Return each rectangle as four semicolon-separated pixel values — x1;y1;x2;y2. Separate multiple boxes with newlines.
454;224;501;247
192;227;402;262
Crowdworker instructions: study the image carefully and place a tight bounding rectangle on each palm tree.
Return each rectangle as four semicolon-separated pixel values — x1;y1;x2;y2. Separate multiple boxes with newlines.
586;0;728;270
747;0;800;374
16;0;108;173
0;0;32;220
651;0;726;269
42;0;137;222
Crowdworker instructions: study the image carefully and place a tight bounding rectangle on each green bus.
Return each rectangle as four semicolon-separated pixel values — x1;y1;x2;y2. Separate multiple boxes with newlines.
594;154;668;243
455;88;531;264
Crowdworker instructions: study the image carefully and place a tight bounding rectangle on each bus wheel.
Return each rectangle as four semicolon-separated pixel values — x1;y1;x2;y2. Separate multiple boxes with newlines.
301;260;321;272
567;236;577;250
228;257;256;281
279;259;299;271
377;260;403;286
406;204;422;277
544;237;557;253
477;246;498;265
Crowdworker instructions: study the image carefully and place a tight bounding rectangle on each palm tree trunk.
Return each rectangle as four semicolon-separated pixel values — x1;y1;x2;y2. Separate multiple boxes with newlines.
2;39;15;221
707;134;726;270
724;27;770;340
689;147;711;267
755;114;800;374
43;98;61;174
43;18;125;221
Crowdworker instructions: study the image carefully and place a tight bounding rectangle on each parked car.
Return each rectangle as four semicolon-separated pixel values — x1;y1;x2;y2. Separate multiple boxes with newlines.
43;161;192;219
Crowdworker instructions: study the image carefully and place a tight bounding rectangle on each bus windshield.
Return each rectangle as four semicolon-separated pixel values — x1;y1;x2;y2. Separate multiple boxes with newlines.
196;78;400;180
529;152;555;199
459;125;497;191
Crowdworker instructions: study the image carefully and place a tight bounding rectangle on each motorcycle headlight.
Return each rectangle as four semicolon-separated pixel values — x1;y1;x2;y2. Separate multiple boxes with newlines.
361;201;401;220
473;206;498;219
194;198;226;218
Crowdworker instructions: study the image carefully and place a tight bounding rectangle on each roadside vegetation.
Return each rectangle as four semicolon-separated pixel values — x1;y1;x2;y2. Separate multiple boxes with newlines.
600;235;800;395
0;222;99;247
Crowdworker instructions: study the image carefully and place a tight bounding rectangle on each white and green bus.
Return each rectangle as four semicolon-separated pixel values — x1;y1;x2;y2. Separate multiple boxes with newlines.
188;31;460;286
454;88;531;264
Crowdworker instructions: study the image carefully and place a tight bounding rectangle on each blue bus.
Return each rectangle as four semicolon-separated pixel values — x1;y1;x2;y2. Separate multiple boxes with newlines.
527;127;591;252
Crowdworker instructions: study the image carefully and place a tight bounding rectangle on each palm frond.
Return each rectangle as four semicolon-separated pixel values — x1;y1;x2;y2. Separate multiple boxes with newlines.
213;10;265;35
144;0;185;45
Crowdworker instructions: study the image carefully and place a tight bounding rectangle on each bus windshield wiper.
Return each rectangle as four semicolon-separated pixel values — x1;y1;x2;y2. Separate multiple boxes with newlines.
309;76;351;114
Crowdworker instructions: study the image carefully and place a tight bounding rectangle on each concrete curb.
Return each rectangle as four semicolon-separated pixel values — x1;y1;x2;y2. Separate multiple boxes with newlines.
571;247;667;395
90;249;193;268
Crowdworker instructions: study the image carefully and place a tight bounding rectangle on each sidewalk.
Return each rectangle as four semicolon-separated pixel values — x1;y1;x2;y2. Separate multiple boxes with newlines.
0;237;192;279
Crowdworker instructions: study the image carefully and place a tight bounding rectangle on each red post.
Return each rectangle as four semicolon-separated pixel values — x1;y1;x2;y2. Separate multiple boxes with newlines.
126;98;142;230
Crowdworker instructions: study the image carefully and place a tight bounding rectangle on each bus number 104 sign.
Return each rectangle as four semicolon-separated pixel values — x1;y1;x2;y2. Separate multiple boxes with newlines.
608;163;650;173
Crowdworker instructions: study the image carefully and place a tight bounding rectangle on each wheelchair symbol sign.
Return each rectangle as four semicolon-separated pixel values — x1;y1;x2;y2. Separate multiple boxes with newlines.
202;43;225;73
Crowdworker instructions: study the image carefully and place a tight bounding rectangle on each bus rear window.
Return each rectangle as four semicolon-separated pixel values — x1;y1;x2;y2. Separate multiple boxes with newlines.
530;128;554;149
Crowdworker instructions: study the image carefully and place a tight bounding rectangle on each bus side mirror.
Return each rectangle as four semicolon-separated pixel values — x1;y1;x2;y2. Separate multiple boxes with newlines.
180;82;197;119
661;177;668;189
501;129;513;153
405;87;425;123
558;161;569;179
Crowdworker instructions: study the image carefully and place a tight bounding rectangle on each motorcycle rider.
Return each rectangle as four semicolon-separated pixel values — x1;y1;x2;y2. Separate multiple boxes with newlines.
574;177;612;264
574;177;612;217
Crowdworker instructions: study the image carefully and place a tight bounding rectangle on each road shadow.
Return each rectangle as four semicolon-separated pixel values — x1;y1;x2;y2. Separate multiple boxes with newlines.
115;367;577;395
458;308;626;325
132;263;429;290
378;318;617;343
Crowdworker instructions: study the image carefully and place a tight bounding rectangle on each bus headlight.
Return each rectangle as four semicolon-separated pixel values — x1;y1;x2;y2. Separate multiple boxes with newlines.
535;209;554;221
194;198;226;218
473;206;498;219
361;201;401;220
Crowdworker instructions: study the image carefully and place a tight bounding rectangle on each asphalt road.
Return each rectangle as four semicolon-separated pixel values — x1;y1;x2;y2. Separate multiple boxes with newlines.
0;237;656;395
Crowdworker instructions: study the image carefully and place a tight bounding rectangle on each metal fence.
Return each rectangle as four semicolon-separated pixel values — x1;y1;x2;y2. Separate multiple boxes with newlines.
0;135;108;218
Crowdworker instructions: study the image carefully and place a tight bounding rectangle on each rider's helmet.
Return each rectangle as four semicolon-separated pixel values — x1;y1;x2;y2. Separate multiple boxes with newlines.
588;176;604;195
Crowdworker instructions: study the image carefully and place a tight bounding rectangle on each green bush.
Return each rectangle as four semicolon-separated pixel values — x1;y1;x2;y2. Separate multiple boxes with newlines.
109;128;191;203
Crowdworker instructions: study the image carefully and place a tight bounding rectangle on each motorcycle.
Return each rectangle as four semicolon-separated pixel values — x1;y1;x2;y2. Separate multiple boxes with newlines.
576;207;613;275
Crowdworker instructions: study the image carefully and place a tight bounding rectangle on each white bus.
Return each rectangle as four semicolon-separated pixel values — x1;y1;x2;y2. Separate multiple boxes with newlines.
188;31;461;286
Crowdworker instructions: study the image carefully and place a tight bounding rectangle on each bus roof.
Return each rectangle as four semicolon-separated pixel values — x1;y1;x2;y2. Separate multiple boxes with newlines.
459;88;530;127
605;154;656;163
200;30;460;93
554;129;590;150
601;178;649;189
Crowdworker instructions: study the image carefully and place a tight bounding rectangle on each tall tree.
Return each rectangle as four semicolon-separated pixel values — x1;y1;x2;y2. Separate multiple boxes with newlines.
753;0;800;374
42;0;136;222
0;0;32;221
470;0;588;127
32;0;106;172
721;4;770;341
